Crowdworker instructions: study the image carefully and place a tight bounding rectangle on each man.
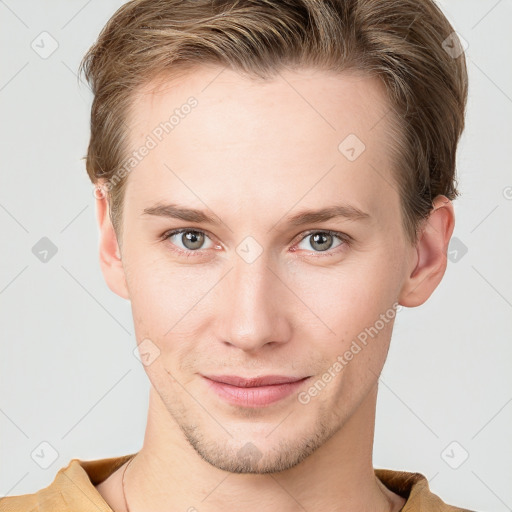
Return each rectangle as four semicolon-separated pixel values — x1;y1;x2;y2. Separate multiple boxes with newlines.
0;0;474;510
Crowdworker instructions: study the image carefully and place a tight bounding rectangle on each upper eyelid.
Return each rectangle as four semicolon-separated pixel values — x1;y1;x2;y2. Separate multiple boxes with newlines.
163;227;216;244
298;229;349;241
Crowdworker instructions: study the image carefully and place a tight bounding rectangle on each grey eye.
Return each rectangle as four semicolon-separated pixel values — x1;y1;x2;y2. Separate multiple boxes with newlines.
166;229;213;252
180;231;205;250
310;232;333;251
297;232;344;253
181;231;204;249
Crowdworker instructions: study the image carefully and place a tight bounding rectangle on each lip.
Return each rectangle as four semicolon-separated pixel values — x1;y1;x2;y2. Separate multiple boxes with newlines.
202;374;311;407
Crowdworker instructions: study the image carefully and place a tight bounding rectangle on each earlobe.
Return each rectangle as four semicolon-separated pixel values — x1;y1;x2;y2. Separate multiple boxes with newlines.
398;195;455;308
95;186;130;301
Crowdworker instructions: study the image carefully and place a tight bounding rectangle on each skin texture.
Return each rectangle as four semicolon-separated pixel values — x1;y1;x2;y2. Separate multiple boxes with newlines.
94;65;455;512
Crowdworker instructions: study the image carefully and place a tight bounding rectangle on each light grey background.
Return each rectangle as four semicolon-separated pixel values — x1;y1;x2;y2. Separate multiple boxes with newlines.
1;1;511;510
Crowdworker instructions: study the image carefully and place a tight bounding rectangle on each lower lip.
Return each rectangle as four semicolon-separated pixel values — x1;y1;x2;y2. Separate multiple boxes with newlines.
203;377;310;407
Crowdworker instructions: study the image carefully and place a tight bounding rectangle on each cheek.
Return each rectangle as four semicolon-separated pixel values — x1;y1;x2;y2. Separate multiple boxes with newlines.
124;231;403;350
124;252;215;364
287;253;400;336
124;247;200;310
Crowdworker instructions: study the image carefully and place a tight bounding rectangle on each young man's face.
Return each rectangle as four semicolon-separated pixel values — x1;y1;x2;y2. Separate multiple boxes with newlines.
98;65;449;473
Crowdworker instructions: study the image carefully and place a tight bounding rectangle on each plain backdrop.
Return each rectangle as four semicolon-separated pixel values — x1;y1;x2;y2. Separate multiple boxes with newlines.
0;1;511;510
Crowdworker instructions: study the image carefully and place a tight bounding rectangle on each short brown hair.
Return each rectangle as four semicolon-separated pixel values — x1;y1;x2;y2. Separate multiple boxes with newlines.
79;0;468;246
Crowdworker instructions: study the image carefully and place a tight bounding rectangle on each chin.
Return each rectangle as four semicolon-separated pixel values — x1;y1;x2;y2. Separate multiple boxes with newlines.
177;413;336;474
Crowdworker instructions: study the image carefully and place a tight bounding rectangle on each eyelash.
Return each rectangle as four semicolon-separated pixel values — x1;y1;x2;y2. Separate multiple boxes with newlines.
160;228;351;259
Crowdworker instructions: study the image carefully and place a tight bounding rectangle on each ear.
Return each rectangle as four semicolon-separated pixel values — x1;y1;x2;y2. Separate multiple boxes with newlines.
95;184;130;300
399;195;455;307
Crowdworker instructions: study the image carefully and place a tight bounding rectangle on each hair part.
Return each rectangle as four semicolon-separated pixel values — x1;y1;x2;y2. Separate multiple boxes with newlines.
79;0;468;247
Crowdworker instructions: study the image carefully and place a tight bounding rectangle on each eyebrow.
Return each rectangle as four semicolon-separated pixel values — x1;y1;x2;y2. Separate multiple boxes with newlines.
142;202;371;227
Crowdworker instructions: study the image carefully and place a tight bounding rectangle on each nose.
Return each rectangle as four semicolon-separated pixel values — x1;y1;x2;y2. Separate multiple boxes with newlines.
219;254;292;353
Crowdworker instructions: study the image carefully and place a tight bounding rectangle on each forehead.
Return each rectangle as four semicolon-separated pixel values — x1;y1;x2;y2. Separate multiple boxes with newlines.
123;65;401;229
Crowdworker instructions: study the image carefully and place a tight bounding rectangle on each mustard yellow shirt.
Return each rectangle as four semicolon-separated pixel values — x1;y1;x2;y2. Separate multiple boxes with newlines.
0;453;475;511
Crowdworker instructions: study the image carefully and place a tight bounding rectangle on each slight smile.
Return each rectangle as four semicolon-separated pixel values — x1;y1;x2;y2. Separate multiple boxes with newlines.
201;374;312;408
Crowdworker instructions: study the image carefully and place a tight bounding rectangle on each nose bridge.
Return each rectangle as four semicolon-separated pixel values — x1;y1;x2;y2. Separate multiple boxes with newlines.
221;249;287;351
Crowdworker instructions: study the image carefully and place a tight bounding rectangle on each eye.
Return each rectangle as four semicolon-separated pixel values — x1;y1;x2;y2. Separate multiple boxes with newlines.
161;228;351;259
162;228;215;256
294;230;350;255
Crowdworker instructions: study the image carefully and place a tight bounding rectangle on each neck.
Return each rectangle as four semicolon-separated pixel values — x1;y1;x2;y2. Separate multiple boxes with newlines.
121;383;404;512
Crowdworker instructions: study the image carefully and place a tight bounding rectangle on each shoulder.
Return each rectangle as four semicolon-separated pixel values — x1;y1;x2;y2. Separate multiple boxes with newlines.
0;495;36;512
375;468;478;512
0;485;67;512
0;454;134;512
0;458;79;512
